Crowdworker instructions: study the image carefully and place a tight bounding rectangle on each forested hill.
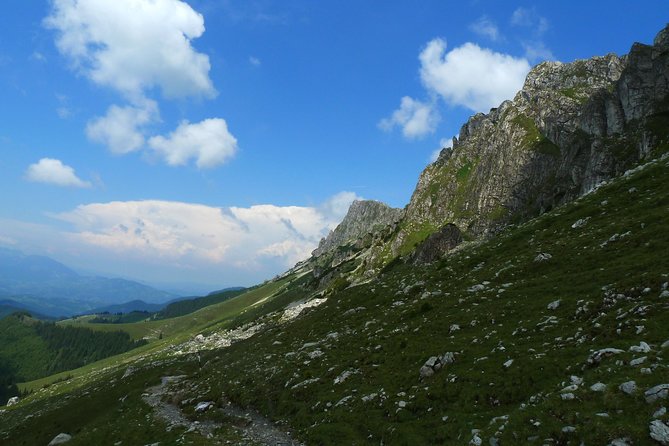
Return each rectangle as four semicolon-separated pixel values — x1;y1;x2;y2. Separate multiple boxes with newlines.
0;313;146;405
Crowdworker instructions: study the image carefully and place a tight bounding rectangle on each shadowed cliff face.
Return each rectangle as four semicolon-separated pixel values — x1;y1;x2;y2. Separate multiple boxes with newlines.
393;24;669;255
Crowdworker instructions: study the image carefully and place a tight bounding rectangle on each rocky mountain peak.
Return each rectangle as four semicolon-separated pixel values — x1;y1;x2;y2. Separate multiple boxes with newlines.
312;200;402;258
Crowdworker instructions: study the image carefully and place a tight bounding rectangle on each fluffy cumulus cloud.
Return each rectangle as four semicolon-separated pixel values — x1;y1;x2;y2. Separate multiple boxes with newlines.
379;96;439;139
419;39;531;112
44;0;215;99
45;0;238;169
25;158;91;188
86;100;158;154
148;118;238;168
54;192;360;270
469;16;500;41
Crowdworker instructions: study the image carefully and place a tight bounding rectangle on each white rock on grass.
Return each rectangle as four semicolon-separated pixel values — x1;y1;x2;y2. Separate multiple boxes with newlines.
654;407;667;418
645;384;669;403
630;342;651;353
650;420;669;445
620;381;638;395
503;359;514;368
6;396;19;406
48;433;73;445
547;300;561;310
534;253;552;262
630;356;647;366
587;348;624;365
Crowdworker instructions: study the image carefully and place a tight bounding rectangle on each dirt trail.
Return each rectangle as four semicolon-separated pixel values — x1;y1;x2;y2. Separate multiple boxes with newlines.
143;376;302;445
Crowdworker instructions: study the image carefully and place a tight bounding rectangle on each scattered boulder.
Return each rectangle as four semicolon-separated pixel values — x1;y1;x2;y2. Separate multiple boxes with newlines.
587;348;624;365
503;359;514;368
630;356;647;366
650;420;669;445
590;382;607;392
534;253;552;262
420;352;455;379
48;433;72;445
609;438;632;446
547;299;561;310
630;341;651;353
6;396;19;407
645;384;669;404
194;401;214;412
654;407;667;418
620;381;638;395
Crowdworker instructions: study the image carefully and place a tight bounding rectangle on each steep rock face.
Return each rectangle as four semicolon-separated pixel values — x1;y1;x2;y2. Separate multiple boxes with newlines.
410;224;463;265
312;200;402;257
392;24;669;255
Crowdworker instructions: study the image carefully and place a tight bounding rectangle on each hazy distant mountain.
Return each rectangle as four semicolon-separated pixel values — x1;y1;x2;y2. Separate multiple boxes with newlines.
0;248;175;316
88;300;166;315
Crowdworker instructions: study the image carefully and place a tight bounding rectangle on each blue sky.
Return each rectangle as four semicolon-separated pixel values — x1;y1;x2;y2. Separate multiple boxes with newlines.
0;1;666;292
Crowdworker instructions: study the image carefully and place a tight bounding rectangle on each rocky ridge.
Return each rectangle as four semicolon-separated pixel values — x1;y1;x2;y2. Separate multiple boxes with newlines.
393;24;669;255
301;25;669;281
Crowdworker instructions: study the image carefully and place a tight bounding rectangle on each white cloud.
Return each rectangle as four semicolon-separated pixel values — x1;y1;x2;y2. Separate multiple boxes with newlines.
522;41;555;62
511;7;549;34
148;118;238;168
44;0;215;100
25;158;91;188
249;56;261;66
419;39;531;112
430;137;454;163
54;193;360;269
86;100;158;154
510;7;553;62
469;16;500;41
379;96;439;139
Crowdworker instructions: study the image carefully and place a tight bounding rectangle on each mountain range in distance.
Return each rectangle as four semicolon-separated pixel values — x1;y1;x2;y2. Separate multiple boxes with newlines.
0;248;190;318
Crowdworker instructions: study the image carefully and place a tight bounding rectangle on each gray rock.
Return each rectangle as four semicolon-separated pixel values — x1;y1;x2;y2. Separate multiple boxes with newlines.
194;401;214;412
650;420;669;445
587;348;624;365
590;382;607;392
620;381;638;395
630;342;651;353
503;359;514;368
654;407;667;418
630;356;647;366
547;299;561;310
662;339;669;349
441;352;456;364
562;426;576;433
561;393;575;400
645;384;669;403
6;396;19;407
48;433;73;445
419;365;435;379
534;253;552;262
609;439;631;446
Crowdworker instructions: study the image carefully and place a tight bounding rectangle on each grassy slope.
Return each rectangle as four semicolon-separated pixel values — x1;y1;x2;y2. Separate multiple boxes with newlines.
1;155;668;445
57;277;288;341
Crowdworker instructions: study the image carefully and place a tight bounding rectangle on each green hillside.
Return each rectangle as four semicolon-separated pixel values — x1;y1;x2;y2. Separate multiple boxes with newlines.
0;149;667;445
0;313;146;405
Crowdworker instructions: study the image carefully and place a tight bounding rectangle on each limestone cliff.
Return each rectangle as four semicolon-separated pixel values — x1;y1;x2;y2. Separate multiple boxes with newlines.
312;200;402;258
392;24;669;255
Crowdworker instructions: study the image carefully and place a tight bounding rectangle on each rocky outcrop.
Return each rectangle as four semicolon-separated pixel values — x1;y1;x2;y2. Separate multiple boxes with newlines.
392;24;669;255
410;224;463;265
312;200;402;257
